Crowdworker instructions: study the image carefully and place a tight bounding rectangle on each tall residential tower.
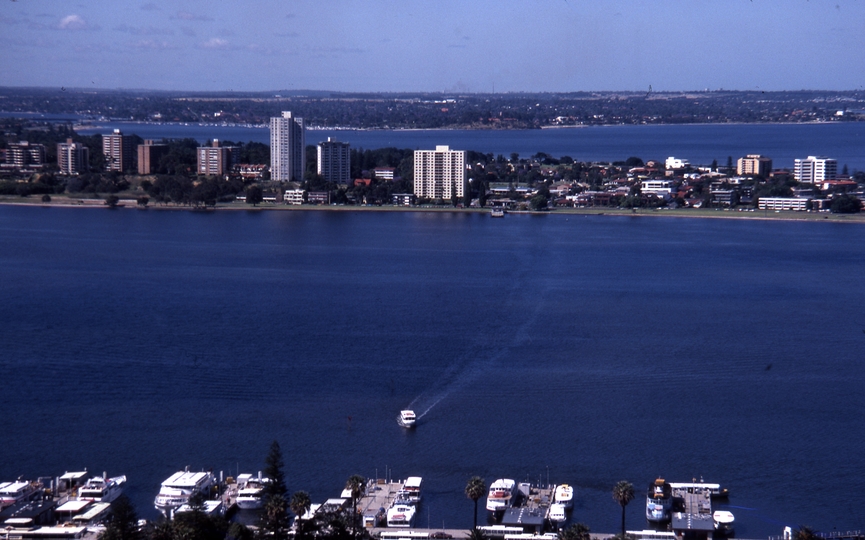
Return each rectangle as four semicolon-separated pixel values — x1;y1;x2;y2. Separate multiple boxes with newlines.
270;111;306;182
317;137;351;184
413;145;466;202
103;129;134;172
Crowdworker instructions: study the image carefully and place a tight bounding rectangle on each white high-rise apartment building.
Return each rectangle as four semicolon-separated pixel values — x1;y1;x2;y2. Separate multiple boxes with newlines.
413;145;466;202
270;111;306;182
317;137;350;184
57;138;89;175
794;156;836;183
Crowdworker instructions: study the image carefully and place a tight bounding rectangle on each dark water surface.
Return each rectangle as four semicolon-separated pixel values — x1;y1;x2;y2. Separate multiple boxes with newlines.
1;206;864;537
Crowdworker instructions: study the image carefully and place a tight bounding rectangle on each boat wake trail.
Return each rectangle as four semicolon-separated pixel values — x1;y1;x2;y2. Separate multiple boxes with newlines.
405;244;551;421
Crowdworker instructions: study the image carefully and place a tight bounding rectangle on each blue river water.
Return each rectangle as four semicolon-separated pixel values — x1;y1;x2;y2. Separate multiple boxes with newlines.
1;205;864;537
72;122;865;173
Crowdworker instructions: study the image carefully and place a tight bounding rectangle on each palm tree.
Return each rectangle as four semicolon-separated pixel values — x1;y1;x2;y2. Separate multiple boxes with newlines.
290;491;311;540
612;480;634;540
464;476;486;529
468;528;488;540
345;474;366;539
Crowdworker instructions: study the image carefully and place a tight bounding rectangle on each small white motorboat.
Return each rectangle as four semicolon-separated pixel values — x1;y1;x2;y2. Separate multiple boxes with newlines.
397;410;416;428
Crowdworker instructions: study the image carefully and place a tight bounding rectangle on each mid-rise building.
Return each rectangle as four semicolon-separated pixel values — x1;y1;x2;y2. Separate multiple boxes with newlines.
737;154;773;177
413;145;466;202
138;140;168;175
270;111;306;182
197;139;237;176
373;167;397;180
284;188;305;205
794;156;837;184
57;139;89;175
103;129;134;172
3;141;45;170
316;137;350;184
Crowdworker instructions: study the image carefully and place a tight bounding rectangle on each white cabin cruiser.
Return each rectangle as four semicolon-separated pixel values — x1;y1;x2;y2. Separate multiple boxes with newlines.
386;503;416;527
485;479;517;514
548;503;567;525
713;510;735;534
554;484;574;509
235;474;270;510
154;470;215;516
79;474;127;503
399;477;422;505
397;410;416;428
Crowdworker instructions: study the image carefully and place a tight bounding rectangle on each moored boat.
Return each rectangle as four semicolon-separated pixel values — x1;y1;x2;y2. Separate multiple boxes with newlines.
154;470;215;517
485;479;517;514
646;478;673;523
0;481;39;509
235;474;270;510
397;410;416;428
554;484;574;509
713;510;735;534
79;474;126;503
548;502;567;525
399;476;422;505
386;503;416;527
490;208;505;217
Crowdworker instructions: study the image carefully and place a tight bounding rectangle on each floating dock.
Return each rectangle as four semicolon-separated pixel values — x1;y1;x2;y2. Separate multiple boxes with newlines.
357;478;408;528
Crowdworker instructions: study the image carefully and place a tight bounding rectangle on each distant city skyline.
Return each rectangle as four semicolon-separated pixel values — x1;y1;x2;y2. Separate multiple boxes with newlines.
2;1;863;93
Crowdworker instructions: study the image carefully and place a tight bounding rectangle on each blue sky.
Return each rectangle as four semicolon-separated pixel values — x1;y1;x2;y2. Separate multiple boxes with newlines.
1;0;863;93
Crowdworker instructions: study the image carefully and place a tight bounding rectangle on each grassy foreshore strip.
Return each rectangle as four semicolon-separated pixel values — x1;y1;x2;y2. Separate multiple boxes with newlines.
2;196;865;223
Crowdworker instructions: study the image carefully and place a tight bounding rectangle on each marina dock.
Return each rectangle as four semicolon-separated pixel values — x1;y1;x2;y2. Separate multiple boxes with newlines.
500;483;556;533
357;478;408;528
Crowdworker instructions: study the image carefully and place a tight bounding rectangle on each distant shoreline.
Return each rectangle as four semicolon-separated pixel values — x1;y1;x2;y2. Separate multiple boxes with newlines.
2;198;863;224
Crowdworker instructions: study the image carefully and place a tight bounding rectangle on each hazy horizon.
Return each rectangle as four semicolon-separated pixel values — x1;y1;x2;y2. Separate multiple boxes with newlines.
2;1;863;94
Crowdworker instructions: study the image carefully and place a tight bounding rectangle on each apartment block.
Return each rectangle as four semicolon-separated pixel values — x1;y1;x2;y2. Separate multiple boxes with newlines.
794;156;837;183
737;154;773;177
270;111;306;182
103;129;134;172
316;137;350;184
57;139;90;175
3;141;46;170
138;140;168;175
197;139;237;176
413;145;466;202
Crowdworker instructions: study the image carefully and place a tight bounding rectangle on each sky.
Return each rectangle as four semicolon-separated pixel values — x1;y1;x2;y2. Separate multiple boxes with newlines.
1;0;864;93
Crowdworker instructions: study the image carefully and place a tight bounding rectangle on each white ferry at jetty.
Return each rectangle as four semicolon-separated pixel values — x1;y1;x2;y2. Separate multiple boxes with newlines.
553;484;573;509
395;477;422;505
235;474;270;510
79;474;127;503
485;479;517;514
0;480;39;509
645;478;672;523
386;503;416;527
154;470;215;516
397;410;416;428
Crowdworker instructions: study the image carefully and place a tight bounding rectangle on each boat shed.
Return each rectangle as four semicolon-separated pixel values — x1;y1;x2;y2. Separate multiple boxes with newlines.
56;472;88;494
500;507;546;534
671;511;716;540
54;500;92;522
71;502;111;524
